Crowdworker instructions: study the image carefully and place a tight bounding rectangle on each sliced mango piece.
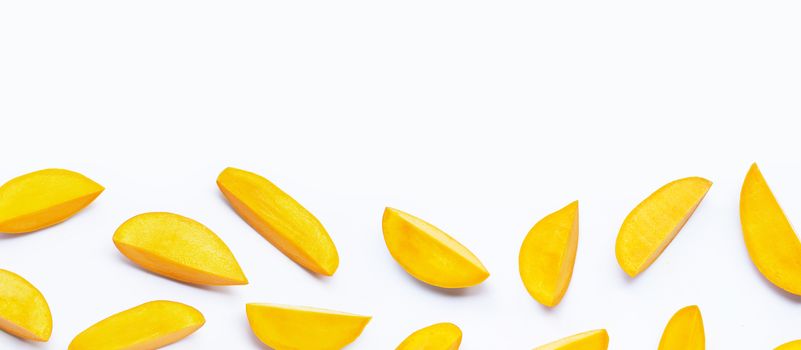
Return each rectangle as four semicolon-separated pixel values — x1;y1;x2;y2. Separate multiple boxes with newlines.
658;305;704;350
0;269;52;341
519;201;579;307
69;300;204;350
615;177;712;277
396;322;462;350
246;303;371;350
113;212;247;285
382;208;489;288
0;168;103;233
776;340;801;350
740;163;801;295
533;329;609;350
217;167;339;276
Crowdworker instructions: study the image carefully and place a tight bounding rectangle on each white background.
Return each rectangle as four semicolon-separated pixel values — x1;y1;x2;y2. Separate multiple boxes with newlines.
1;1;800;349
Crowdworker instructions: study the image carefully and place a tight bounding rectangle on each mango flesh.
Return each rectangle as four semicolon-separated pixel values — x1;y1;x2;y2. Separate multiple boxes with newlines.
0;168;103;233
69;300;204;350
740;163;801;295
382;208;489;289
658;305;704;350
246;303;371;350
396;322;462;350
776;340;801;350
113;212;247;285
533;329;609;350
519;201;579;307
217;167;339;276
615;177;712;277
0;269;52;341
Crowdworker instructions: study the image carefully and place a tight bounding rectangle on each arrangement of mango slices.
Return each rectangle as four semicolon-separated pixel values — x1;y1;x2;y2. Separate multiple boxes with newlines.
1;163;800;349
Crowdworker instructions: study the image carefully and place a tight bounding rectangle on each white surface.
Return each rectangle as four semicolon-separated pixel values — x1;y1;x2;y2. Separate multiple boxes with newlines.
1;1;801;349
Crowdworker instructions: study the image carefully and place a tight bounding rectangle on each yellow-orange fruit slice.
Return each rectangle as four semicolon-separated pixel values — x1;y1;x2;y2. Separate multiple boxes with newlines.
533;329;609;350
0;169;103;233
776;340;801;350
396;322;462;350
658;305;704;350
217;167;339;276
113;212;247;286
382;208;489;289
0;269;52;341
616;177;712;277
246;303;371;350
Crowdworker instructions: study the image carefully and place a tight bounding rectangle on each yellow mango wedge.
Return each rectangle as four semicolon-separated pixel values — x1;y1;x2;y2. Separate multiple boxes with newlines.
0;168;103;233
69;300;204;350
246;303;371;350
396;322;462;350
776;340;801;350
519;201;579;307
533;329;609;350
0;269;52;342
658;305;704;350
740;163;801;295
382;208;489;289
113;212;247;286
616;177;712;277
217;167;339;276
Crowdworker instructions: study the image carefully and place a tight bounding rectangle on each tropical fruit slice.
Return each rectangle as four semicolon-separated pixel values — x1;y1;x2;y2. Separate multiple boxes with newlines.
396;322;462;350
0;269;52;341
776;340;801;350
533;329;609;350
658;305;704;350
246;303;371;350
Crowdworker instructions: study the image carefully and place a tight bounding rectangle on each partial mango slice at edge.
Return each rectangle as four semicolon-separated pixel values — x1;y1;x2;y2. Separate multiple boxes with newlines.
533;329;609;350
0;269;52;341
246;303;371;350
658;305;705;350
776;339;801;350
396;322;462;350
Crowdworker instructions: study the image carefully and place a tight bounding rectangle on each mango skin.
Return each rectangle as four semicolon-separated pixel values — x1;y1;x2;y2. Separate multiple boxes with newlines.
776;340;801;350
0;168;103;233
658;305;704;350
0;269;52;341
217;167;339;276
534;329;609;350
246;303;371;350
396;322;462;350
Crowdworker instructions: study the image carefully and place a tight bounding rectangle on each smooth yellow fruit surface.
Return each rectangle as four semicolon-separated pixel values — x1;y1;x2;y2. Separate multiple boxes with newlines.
217;167;339;276
69;300;204;350
740;163;801;295
776;340;801;350
382;208;489;288
396;322;462;350
0;168;103;233
0;269;52;341
658;305;704;350
616;177;712;277
533;329;609;350
113;212;247;285
519;201;579;307
246;303;371;350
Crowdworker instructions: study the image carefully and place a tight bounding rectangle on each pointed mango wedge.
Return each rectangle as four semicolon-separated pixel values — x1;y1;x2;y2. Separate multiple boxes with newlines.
534;329;609;350
217;167;339;276
113;212;247;285
616;177;712;277
519;201;579;307
69;300;204;350
246;303;371;350
658;305;704;350
396;322;462;350
776;340;801;350
0;269;52;341
382;208;489;288
0;169;103;233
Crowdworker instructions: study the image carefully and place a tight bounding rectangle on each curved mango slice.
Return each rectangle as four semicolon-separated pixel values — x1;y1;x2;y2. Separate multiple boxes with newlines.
519;201;579;307
246;303;371;350
616;177;712;277
0;269;52;341
776;340;801;350
740;163;801;295
382;208;489;288
217;167;339;276
113;212;247;285
534;329;609;350
0;169;103;233
658;305;704;350
396;322;462;350
69;300;204;350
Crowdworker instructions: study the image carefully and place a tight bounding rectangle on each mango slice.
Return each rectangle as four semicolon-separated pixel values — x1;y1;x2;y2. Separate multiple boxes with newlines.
217;167;339;276
776;340;801;350
69;300;204;350
246;303;371;350
382;208;489;288
658;305;704;350
615;177;712;277
0;269;52;341
113;212;247;285
396;322;462;350
0;168;103;233
533;329;609;350
519;201;579;307
740;163;801;295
